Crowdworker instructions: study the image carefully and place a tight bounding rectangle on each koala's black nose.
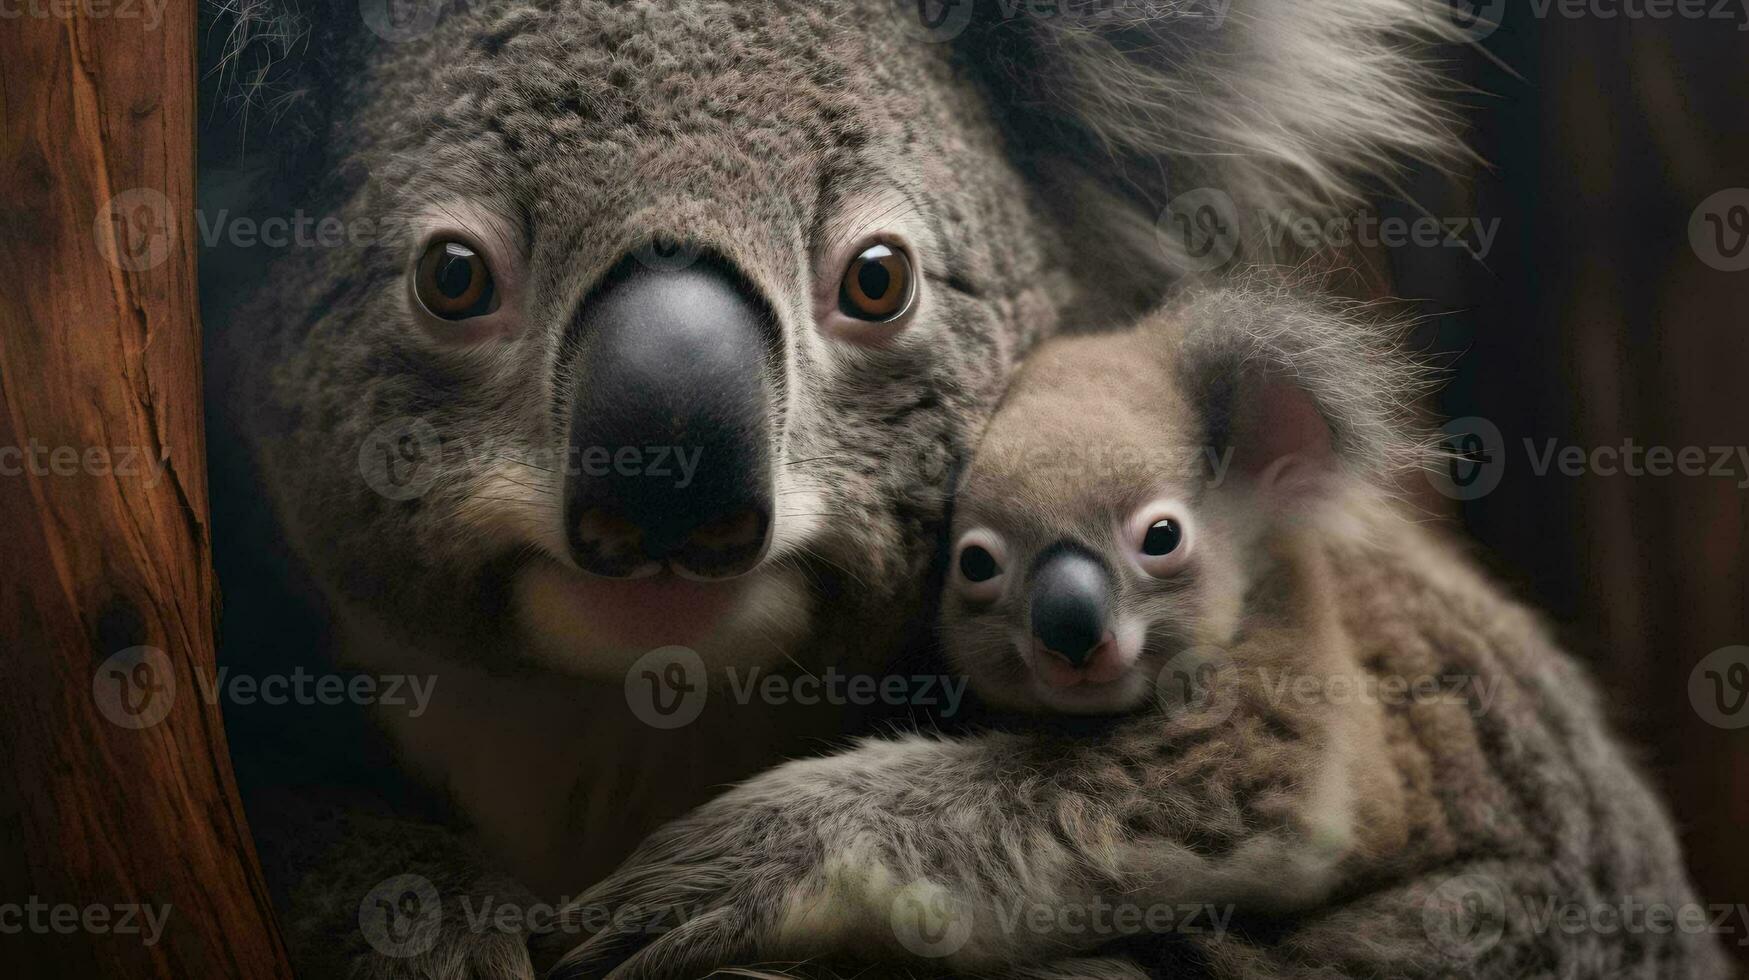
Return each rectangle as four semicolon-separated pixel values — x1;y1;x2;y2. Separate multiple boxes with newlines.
564;257;776;580
1029;546;1112;668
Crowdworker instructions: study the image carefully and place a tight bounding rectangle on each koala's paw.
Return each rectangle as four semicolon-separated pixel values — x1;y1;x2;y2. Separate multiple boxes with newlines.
536;805;814;979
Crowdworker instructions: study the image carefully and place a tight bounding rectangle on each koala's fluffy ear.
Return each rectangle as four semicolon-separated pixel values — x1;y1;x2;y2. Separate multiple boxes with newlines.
1167;286;1435;498
962;0;1464;280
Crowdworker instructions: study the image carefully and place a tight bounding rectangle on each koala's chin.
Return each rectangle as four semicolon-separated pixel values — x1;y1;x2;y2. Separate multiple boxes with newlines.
510;555;815;679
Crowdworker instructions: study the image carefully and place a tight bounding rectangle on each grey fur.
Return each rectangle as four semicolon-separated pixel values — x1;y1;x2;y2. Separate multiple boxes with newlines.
208;1;1467;977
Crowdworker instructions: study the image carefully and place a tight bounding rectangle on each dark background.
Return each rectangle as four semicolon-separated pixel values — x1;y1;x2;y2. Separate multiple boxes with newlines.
1390;6;1748;963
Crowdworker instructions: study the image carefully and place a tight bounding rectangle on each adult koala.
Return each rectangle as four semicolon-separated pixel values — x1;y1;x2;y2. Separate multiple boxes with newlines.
202;0;1459;976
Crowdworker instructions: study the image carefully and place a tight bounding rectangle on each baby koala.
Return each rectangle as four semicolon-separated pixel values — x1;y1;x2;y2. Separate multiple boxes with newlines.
944;285;1423;716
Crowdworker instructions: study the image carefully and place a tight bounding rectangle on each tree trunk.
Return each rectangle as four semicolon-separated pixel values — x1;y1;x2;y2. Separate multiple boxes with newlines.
0;7;293;978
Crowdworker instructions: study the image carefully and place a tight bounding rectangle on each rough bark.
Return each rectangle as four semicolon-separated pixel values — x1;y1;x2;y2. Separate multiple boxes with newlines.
0;6;293;977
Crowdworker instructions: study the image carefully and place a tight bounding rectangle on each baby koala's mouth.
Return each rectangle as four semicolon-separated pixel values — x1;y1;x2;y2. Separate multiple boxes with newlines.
1015;617;1154;715
1032;633;1137;688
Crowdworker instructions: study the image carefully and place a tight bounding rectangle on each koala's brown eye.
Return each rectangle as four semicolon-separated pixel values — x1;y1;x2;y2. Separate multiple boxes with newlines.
415;240;496;320
959;545;1000;583
839;243;914;321
1142;519;1183;557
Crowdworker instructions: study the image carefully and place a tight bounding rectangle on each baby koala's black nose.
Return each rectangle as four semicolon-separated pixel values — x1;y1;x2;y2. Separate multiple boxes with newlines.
1029;545;1112;668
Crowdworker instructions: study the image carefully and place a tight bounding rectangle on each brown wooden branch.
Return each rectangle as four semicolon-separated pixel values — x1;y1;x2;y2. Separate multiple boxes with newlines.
0;6;292;977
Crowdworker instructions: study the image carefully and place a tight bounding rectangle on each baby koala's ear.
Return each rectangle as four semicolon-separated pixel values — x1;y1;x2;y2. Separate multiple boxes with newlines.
1172;287;1433;500
1228;372;1339;495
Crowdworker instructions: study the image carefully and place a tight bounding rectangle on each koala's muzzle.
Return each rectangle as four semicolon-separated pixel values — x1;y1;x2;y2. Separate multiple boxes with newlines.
564;258;776;581
1029;546;1113;669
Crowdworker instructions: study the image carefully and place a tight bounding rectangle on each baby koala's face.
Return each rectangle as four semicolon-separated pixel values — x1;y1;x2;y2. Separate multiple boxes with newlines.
942;333;1251;716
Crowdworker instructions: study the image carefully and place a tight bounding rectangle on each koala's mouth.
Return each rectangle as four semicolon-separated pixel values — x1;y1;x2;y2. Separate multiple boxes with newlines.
1018;621;1152;715
521;555;751;648
1032;633;1135;688
507;547;815;681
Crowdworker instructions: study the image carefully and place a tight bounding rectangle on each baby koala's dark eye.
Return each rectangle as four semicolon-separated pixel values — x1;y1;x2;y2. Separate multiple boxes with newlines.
951;530;1007;602
1131;505;1192;579
1141;519;1183;557
958;545;1000;583
839;243;915;322
415;240;497;320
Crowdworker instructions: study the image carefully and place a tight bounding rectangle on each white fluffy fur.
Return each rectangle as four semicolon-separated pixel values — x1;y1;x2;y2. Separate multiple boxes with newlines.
1027;0;1466;210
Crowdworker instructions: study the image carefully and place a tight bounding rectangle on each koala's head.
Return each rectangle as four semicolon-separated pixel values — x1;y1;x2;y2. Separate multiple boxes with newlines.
214;1;1457;677
944;287;1432;715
